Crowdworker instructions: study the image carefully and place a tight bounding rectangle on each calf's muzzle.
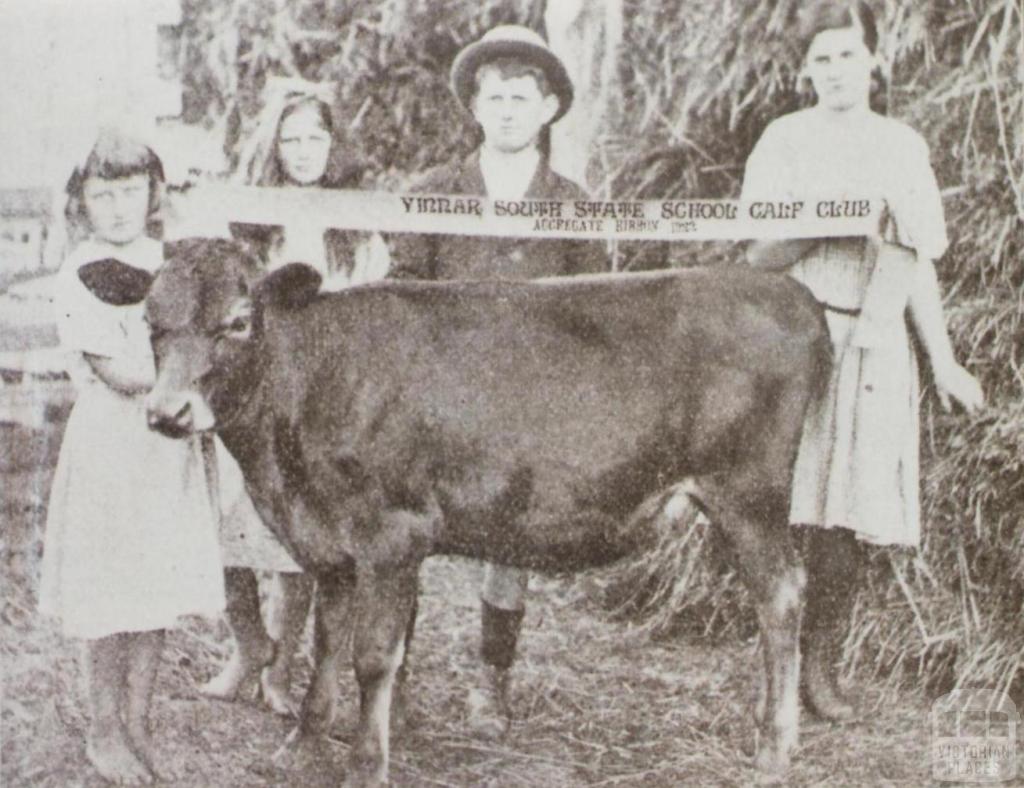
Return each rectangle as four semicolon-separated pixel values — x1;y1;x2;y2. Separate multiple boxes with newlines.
145;385;217;438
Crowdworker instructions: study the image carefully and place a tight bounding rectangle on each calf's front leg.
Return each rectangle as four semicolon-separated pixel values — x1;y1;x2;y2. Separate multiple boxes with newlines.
273;562;356;771
299;562;356;734
346;560;420;788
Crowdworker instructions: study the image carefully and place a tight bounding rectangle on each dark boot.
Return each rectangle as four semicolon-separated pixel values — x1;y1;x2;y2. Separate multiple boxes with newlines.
800;527;864;722
467;600;523;739
801;630;856;722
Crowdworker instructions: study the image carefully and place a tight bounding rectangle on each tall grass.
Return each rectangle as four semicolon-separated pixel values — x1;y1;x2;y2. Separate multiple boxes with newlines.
178;0;1024;699
604;0;1024;702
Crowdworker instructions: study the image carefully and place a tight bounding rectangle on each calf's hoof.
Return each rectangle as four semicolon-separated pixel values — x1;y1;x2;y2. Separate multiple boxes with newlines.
343;775;387;788
271;727;332;774
752;744;790;785
466;666;512;740
344;749;388;788
343;766;388;788
271;727;302;768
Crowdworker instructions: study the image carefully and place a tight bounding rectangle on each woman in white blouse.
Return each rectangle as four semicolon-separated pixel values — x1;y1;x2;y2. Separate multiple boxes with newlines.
742;0;983;721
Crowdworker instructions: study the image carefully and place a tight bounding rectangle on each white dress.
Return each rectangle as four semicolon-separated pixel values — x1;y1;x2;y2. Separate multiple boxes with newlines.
38;237;226;638
742;107;949;547
215;437;301;571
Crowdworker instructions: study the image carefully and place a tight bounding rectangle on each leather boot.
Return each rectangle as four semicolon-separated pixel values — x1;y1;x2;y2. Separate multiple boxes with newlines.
801;626;856;722
799;527;863;722
467;601;523;739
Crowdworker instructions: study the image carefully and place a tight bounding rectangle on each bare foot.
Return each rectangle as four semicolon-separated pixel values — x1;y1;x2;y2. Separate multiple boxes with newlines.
125;727;179;782
260;665;298;716
200;640;275;702
87;729;154;785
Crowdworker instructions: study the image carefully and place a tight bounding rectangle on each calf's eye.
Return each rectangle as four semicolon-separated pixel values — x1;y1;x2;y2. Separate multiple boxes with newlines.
219;315;251;341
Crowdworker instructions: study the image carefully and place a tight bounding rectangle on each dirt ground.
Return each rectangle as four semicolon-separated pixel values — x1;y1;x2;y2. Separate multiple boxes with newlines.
0;408;982;787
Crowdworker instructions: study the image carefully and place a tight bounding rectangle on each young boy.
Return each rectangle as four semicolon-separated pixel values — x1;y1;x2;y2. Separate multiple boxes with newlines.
390;24;607;737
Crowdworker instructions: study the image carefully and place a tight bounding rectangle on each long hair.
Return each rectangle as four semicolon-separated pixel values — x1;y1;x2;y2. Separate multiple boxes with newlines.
235;81;363;189
231;80;367;278
63;128;165;244
796;0;888;114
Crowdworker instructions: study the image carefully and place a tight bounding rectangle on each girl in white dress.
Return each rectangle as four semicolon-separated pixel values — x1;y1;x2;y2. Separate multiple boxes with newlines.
38;129;225;783
742;0;983;721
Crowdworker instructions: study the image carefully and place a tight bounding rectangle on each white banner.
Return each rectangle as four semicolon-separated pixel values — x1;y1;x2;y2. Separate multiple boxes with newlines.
167;183;879;242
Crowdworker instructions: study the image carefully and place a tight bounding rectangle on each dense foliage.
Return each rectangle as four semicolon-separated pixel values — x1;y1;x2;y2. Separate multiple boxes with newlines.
177;0;1023;699
179;0;545;178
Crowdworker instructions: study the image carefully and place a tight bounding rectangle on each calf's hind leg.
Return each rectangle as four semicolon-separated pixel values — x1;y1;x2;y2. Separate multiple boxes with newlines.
699;479;805;777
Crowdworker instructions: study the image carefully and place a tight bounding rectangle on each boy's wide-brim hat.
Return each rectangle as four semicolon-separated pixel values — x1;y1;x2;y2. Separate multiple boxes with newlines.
450;25;574;123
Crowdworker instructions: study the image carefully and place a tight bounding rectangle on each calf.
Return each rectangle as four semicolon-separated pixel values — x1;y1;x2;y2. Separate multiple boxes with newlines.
80;237;829;785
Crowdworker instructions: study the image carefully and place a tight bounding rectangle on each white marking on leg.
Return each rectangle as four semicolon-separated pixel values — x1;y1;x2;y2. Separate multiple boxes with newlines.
755;638;768;725
771;567;805;762
777;651;800;758
367;638;406;784
772;568;805;619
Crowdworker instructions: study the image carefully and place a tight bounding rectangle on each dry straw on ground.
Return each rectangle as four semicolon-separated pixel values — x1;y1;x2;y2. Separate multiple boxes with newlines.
602;0;1024;707
1;413;938;784
4;7;1020;783
178;0;1024;707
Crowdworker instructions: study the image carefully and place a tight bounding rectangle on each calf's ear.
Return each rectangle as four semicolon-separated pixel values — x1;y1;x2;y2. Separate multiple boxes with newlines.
255;262;323;310
78;258;155;306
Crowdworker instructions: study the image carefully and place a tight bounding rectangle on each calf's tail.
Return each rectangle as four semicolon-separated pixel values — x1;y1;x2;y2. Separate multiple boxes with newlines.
809;311;833;404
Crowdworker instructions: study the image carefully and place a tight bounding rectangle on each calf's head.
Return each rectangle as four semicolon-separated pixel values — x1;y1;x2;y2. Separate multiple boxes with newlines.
78;237;322;437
